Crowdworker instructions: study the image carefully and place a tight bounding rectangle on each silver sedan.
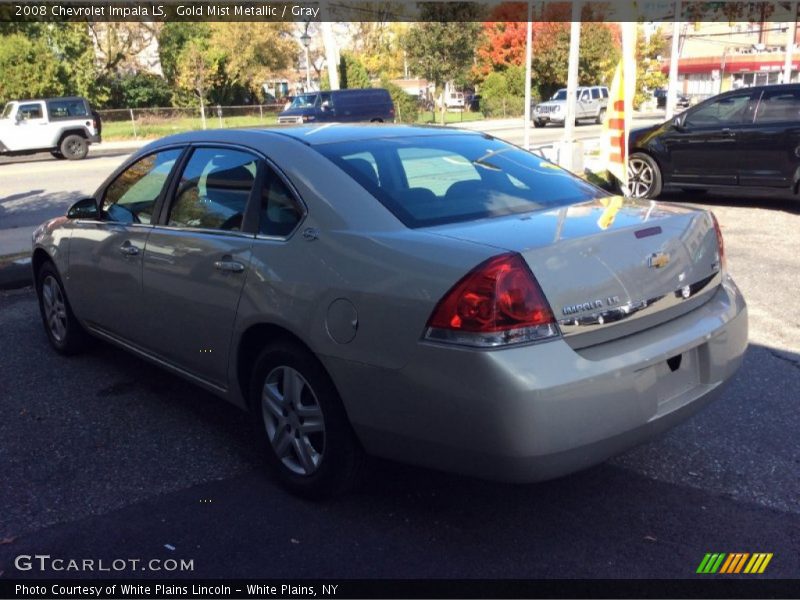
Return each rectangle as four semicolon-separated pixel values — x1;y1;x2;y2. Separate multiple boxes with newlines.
32;125;748;497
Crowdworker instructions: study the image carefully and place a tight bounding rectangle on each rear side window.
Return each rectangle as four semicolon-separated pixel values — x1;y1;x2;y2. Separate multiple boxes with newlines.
755;89;800;123
591;88;600;99
47;99;89;119
317;135;605;227
168;148;257;231
259;169;302;237
601;88;609;98
103;149;182;224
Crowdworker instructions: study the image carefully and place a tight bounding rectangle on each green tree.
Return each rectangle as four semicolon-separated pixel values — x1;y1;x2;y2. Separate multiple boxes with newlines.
339;53;372;89
109;73;172;108
380;77;418;123
0;33;63;103
404;4;481;124
635;29;667;109
158;22;210;85
175;39;225;127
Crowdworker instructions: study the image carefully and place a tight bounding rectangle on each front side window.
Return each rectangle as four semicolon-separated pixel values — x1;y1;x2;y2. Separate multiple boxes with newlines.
318;135;605;227
168;148;257;231
102;149;182;224
754;89;800;123
1;103;13;119
591;88;600;99
684;94;752;127
18;103;43;120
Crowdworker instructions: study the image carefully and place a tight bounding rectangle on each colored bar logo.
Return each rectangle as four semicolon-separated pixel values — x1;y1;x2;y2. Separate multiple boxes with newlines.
697;553;773;574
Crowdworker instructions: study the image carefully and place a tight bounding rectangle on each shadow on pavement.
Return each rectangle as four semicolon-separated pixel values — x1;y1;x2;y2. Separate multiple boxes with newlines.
0;288;797;578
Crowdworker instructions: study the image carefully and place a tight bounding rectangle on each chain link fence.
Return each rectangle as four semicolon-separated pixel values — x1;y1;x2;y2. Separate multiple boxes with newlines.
96;104;285;140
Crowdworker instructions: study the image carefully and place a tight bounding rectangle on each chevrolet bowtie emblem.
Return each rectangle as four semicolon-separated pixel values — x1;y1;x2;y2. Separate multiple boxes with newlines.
647;252;670;269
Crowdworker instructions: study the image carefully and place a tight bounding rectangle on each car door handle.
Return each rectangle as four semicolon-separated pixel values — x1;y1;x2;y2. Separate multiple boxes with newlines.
119;243;139;256
214;259;245;273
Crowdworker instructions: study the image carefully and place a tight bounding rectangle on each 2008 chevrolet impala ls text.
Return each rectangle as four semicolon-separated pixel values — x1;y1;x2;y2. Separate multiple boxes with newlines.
31;125;748;497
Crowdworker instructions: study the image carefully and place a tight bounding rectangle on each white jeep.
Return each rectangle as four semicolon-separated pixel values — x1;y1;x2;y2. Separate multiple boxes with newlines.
0;96;101;160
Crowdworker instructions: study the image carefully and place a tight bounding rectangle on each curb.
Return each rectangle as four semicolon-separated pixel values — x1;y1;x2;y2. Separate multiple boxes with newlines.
0;257;33;291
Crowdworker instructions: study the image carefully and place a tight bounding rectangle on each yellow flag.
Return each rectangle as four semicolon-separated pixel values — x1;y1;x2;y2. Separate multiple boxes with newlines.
602;61;626;185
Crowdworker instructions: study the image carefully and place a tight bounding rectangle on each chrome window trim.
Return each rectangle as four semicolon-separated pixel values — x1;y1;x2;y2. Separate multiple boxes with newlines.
148;224;256;240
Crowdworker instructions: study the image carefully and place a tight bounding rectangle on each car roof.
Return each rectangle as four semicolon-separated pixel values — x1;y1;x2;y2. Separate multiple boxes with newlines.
12;96;88;104
149;124;488;148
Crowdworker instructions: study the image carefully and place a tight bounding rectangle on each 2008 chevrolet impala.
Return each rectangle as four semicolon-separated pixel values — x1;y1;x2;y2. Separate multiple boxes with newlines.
32;125;748;497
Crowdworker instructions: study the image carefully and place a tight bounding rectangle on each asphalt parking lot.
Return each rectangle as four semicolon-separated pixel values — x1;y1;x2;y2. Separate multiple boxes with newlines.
0;163;799;581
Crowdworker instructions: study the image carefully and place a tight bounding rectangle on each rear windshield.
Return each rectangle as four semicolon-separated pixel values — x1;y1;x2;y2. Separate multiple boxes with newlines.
315;135;605;227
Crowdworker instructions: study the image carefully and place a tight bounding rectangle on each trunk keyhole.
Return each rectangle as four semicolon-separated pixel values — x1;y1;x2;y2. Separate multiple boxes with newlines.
667;355;682;372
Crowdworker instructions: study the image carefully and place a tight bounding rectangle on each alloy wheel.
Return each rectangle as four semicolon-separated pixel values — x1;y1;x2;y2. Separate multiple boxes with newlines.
627;157;655;198
42;275;68;342
261;366;326;476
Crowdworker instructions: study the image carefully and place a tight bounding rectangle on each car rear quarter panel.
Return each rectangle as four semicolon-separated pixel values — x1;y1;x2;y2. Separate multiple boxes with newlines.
230;133;501;401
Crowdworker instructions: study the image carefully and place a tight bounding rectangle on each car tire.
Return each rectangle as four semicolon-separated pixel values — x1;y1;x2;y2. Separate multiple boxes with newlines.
36;261;90;355
533;120;545;128
627;152;662;199
596;108;606;124
50;150;66;160
249;341;366;499
60;134;88;160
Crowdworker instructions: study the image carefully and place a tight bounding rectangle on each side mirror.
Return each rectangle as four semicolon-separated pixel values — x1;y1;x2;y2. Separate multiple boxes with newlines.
14;112;22;123
67;197;99;220
672;116;686;131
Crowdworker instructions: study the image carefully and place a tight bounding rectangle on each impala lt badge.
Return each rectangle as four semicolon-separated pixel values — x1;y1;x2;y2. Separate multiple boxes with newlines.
648;251;671;269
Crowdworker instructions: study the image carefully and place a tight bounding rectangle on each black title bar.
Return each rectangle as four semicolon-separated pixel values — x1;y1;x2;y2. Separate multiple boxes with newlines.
3;579;800;599
0;0;799;23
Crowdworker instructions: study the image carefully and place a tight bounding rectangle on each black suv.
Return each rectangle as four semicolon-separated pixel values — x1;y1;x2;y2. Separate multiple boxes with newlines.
628;83;800;198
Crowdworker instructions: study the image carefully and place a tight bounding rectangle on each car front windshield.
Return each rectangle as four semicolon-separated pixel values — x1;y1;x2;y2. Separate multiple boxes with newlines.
552;90;570;100
1;103;13;119
316;135;606;228
290;94;318;109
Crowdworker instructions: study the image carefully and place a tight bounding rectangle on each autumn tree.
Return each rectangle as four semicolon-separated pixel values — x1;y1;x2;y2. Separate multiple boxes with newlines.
531;23;620;99
404;3;482;124
635;28;667;109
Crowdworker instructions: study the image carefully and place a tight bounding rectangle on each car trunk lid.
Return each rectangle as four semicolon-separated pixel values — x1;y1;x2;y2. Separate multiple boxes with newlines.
426;197;722;349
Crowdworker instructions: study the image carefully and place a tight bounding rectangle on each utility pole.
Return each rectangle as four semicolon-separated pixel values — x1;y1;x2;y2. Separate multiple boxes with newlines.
666;0;682;120
784;1;798;83
523;1;533;150
560;1;581;170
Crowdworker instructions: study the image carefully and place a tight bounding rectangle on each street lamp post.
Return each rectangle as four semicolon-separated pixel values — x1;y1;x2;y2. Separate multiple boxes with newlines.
300;25;312;91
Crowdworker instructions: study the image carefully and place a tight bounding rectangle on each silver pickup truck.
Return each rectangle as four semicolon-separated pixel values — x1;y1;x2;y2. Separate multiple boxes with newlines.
533;86;609;127
0;96;101;160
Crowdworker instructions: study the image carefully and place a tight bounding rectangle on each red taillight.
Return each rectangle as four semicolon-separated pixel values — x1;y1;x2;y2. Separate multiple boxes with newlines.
425;253;559;347
710;212;726;271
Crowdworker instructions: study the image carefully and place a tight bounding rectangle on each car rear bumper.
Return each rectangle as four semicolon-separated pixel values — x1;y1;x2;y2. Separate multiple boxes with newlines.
326;275;748;482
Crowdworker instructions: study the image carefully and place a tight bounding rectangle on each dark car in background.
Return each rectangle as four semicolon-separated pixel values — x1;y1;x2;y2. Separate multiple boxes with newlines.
278;88;395;124
628;83;800;198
